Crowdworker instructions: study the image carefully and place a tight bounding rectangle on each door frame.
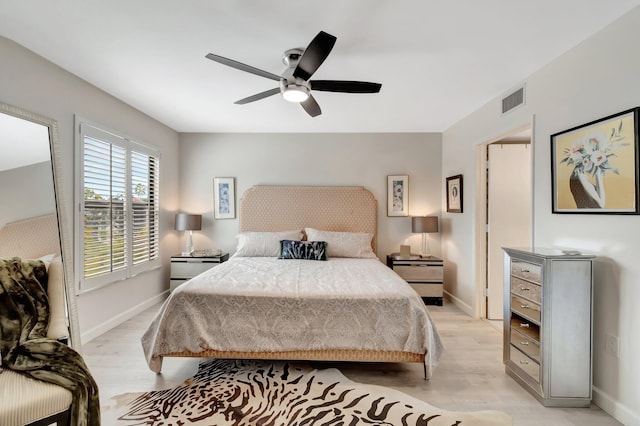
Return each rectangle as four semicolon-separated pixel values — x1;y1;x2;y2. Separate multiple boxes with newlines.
473;117;536;319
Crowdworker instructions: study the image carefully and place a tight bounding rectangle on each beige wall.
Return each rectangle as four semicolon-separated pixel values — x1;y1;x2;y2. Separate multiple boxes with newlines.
179;133;443;259
442;6;640;424
0;162;55;228
0;36;181;342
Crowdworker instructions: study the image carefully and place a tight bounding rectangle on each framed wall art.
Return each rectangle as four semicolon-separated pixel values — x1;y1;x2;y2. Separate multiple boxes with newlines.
446;174;463;213
551;107;640;214
387;175;409;216
213;177;236;219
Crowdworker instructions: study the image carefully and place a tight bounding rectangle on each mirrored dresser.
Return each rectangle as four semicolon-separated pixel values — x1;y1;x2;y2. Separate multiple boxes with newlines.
502;247;594;407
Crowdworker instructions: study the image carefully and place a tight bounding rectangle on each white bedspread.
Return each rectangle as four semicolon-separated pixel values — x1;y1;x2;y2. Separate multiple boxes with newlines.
141;257;444;377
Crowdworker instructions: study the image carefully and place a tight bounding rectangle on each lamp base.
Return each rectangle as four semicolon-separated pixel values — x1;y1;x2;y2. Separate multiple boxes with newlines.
182;230;195;256
419;233;431;258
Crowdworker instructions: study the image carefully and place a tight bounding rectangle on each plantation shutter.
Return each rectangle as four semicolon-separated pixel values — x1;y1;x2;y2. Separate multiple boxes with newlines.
78;122;160;291
130;144;160;273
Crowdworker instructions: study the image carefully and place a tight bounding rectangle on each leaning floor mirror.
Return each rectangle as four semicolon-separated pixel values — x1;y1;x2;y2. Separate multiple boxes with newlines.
0;101;81;349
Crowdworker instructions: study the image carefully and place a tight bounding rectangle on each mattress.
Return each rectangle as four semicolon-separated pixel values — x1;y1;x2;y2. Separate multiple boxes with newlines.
141;257;444;377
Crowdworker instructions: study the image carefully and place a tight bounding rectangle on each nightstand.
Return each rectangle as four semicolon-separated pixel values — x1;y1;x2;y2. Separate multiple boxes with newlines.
386;253;444;305
170;253;229;292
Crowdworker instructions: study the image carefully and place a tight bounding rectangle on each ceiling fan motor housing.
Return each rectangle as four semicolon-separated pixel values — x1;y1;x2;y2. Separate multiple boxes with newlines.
280;48;310;101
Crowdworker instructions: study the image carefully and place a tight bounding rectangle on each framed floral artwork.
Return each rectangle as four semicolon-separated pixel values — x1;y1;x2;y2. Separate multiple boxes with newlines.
213;177;236;219
446;174;463;213
387;175;409;216
551;107;640;214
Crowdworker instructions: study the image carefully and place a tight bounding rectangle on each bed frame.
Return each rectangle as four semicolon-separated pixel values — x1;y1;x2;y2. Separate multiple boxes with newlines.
163;185;425;366
0;214;60;258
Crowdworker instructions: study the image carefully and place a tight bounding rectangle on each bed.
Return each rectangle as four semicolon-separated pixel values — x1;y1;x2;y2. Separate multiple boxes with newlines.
142;186;444;378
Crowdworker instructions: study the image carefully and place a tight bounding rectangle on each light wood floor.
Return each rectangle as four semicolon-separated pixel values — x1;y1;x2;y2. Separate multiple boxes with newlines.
82;301;621;426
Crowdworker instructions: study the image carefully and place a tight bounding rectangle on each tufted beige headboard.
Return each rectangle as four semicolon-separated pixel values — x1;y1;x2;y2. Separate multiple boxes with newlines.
0;214;60;259
239;186;377;251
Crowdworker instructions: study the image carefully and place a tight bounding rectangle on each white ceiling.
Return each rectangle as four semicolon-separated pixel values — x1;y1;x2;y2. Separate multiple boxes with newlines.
1;1;639;133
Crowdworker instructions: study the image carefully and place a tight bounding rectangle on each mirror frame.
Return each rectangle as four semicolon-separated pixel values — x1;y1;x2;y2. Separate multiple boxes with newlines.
0;101;82;350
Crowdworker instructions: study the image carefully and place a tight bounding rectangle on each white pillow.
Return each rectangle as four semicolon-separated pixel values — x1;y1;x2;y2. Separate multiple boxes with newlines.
304;228;377;259
233;231;303;257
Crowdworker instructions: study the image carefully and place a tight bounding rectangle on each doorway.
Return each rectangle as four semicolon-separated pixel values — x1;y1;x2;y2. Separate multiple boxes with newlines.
486;141;532;319
474;125;533;320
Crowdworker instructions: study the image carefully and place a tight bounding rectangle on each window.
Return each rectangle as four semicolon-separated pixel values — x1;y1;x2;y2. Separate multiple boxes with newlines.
76;121;160;291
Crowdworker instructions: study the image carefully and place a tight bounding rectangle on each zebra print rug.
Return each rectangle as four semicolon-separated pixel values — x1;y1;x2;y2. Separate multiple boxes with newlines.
107;359;511;425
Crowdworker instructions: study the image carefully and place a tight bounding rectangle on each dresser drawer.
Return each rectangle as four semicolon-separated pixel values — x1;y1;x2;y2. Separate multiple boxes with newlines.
510;315;540;341
510;346;540;383
511;294;541;323
510;328;541;362
511;276;541;303
394;265;443;282
511;261;542;284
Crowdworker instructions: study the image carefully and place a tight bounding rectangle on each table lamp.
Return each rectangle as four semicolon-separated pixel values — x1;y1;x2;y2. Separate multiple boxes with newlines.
175;213;202;256
412;216;438;257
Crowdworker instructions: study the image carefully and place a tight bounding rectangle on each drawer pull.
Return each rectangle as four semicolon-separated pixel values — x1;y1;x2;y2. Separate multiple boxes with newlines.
519;360;530;365
521;268;530;273
520;304;530;309
520;323;530;328
519;287;531;291
520;341;529;346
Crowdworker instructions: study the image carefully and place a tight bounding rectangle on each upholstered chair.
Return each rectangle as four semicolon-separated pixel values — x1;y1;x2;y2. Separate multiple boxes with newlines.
0;258;73;426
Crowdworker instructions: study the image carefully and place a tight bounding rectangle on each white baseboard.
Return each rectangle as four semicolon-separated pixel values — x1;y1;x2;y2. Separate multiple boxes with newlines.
593;385;640;426
443;290;474;316
80;291;168;344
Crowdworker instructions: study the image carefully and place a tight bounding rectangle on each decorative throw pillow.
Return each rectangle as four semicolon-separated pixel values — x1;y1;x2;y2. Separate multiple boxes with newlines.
279;240;328;261
233;231;303;257
304;228;377;259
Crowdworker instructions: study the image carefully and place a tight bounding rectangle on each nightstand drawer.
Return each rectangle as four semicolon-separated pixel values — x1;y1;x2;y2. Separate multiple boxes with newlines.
410;283;443;297
394;265;443;282
170;279;188;292
171;261;218;279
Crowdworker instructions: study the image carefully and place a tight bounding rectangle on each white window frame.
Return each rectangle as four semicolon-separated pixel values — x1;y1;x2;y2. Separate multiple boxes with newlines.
74;117;161;293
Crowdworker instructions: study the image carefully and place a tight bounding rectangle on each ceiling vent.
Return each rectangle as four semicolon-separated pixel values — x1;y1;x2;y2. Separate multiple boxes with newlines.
501;85;525;114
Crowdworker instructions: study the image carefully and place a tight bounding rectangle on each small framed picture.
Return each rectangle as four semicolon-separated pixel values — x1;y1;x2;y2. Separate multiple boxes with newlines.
446;174;463;213
213;177;236;219
387;175;409;216
551;107;640;214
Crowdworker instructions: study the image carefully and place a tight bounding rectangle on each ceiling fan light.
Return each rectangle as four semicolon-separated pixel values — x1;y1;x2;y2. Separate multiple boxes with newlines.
282;85;310;103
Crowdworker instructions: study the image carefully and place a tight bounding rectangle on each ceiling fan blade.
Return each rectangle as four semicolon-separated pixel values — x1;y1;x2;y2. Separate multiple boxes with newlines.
293;31;337;81
310;80;382;93
300;95;322;117
205;53;281;81
234;87;281;105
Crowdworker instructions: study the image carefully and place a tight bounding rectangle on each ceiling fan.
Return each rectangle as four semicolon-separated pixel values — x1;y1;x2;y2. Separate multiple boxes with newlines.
205;31;382;117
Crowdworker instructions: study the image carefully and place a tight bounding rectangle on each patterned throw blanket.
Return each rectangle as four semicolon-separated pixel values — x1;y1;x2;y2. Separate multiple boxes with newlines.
0;257;100;426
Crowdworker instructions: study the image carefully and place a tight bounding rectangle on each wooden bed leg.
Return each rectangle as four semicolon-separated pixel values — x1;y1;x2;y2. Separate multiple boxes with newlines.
423;362;427;380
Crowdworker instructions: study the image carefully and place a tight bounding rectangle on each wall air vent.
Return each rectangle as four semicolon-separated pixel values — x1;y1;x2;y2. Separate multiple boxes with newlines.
501;85;525;114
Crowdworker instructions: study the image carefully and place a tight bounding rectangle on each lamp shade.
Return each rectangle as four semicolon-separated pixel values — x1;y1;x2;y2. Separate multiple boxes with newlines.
175;213;202;231
412;216;438;233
